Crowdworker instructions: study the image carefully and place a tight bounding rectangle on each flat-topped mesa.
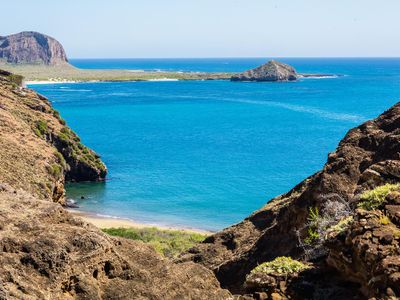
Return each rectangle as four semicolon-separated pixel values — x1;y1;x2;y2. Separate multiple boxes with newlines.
0;31;68;65
231;60;298;82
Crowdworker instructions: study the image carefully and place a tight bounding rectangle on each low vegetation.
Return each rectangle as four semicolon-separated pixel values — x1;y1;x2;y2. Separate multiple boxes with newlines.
297;196;354;259
250;256;310;276
34;119;48;138
102;227;207;258
0;63;232;82
57;126;105;172
358;183;400;210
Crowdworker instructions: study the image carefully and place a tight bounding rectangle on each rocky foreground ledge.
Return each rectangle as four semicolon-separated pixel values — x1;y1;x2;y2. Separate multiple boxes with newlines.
0;71;231;299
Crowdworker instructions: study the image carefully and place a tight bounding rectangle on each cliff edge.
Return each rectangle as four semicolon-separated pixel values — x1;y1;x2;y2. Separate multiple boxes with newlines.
0;69;106;204
0;32;68;65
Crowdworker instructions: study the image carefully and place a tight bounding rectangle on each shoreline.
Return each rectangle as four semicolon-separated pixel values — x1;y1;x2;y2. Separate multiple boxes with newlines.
68;209;213;235
25;78;182;85
0;63;232;82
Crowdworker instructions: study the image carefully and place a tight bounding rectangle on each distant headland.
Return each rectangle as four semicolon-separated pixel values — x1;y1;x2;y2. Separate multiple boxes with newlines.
0;31;232;83
0;32;337;84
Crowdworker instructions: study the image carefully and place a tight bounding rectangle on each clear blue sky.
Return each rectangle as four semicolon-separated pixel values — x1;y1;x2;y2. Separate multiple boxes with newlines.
2;0;400;58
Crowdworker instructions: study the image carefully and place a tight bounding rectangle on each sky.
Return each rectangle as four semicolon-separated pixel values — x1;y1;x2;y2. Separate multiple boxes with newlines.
1;0;400;58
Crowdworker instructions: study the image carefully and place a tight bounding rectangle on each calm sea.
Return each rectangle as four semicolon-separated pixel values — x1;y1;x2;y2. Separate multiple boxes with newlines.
30;58;400;231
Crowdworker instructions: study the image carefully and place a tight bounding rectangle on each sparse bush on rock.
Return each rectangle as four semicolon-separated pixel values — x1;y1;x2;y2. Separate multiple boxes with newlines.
358;183;400;210
249;257;310;276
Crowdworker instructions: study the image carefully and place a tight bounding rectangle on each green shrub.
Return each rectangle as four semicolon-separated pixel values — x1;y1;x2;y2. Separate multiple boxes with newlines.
304;227;320;245
46;163;63;178
250;257;310;276
304;206;320;244
54;151;67;169
34;119;48;137
358;183;400;210
102;227;207;258
326;216;354;234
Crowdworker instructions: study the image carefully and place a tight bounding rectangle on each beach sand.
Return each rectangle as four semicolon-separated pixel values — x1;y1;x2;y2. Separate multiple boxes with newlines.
69;210;213;235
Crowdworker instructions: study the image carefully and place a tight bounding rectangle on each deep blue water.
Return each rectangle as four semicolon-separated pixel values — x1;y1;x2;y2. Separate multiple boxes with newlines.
30;58;400;231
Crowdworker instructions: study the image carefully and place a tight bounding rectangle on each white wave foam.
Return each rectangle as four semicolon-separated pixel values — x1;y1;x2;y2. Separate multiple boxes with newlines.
59;89;92;92
148;78;179;82
220;98;363;122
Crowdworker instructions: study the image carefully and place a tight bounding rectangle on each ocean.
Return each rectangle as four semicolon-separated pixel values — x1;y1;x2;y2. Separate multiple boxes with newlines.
30;58;400;231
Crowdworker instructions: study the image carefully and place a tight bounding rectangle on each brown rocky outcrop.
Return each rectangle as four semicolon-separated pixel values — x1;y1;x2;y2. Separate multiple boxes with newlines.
181;102;400;298
0;185;231;299
0;32;68;65
0;70;106;204
231;60;298;82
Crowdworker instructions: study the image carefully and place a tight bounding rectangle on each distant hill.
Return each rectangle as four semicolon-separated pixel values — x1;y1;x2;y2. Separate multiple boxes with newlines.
231;60;298;82
0;31;68;65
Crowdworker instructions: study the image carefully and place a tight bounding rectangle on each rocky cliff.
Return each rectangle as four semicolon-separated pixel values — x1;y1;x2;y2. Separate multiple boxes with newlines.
231;60;298;82
0;71;231;299
181;103;400;299
0;69;106;204
0;32;68;65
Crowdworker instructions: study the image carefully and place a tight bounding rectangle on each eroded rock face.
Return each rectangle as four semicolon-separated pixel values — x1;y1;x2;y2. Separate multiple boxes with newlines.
0;70;106;204
231;60;298;82
327;205;400;298
181;102;400;298
0;186;231;299
0;31;68;65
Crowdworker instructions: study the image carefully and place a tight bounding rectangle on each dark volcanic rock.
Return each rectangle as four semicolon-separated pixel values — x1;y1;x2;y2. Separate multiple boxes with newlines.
181;102;400;298
231;60;298;82
0;31;68;65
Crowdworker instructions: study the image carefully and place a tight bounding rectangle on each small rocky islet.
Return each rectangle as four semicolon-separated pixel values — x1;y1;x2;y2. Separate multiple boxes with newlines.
231;59;335;82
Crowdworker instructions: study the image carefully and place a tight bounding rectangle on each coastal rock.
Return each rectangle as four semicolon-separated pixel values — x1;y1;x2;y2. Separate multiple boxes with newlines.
181;102;400;298
0;31;68;65
231;60;298;82
0;70;106;204
0;186;231;299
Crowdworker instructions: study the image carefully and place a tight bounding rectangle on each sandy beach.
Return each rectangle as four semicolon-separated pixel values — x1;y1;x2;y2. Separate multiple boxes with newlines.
68;209;213;235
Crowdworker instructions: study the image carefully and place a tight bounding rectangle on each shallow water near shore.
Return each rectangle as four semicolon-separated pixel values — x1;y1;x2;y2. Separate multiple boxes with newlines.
30;58;400;231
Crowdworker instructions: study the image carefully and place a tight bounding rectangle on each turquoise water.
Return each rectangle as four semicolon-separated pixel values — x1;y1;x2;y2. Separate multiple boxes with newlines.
31;58;400;231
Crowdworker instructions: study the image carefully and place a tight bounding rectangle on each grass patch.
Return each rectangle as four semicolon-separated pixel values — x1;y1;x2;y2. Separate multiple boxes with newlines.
102;227;207;258
251;257;310;276
358;183;400;210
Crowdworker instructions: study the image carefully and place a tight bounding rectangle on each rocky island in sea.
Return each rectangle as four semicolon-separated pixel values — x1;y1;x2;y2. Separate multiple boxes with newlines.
231;60;298;82
231;59;336;82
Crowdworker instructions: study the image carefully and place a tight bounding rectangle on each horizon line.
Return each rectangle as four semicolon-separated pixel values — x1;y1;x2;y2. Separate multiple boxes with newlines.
68;56;400;60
